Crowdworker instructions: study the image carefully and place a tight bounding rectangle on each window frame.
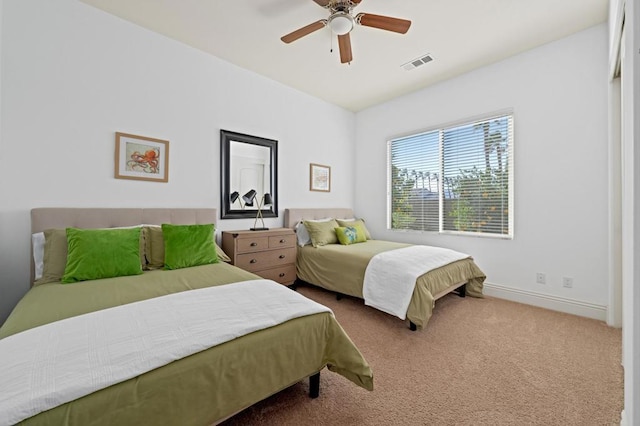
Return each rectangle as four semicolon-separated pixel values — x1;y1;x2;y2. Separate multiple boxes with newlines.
387;110;514;239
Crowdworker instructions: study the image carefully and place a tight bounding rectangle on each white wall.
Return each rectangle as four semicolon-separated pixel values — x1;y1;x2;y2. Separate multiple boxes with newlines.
355;25;609;317
0;0;355;323
618;0;640;422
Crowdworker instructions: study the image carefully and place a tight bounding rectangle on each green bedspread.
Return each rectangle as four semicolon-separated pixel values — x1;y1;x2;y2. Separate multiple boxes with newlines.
0;263;373;425
296;240;486;329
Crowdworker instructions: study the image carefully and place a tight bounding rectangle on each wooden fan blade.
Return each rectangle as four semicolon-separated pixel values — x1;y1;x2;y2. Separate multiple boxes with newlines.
313;0;331;6
357;13;411;34
338;33;353;64
281;20;326;43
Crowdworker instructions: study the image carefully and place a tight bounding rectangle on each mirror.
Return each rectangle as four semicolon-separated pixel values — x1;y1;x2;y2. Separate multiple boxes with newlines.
220;130;278;219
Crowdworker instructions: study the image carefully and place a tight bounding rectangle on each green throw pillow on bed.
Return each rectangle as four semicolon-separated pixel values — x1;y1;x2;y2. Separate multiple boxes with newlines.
336;218;372;240
36;228;69;285
61;227;143;283
37;227;147;285
303;219;339;247
144;225;230;269
161;223;218;270
335;226;366;245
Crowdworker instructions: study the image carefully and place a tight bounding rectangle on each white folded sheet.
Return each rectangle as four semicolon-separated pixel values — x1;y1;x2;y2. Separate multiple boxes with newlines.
363;245;469;319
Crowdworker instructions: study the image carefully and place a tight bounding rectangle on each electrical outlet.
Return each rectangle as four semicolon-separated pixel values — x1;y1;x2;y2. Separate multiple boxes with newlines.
562;277;574;288
536;272;546;284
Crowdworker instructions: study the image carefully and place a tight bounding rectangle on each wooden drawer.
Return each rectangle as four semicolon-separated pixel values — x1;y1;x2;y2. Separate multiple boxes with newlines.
235;247;296;272
256;264;297;285
236;236;269;253
269;234;295;249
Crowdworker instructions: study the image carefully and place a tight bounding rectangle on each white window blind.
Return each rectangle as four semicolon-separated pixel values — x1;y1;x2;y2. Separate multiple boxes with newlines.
388;113;513;237
389;130;440;231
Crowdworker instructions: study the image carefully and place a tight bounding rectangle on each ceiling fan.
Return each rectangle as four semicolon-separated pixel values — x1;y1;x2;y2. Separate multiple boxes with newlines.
280;0;411;64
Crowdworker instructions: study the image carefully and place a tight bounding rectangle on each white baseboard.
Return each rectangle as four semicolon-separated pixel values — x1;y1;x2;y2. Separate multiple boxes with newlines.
483;282;607;321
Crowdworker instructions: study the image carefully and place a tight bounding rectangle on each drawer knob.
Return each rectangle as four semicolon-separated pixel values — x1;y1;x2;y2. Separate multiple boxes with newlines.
250;242;258;247
250;259;257;264
279;273;285;277
279;255;285;259
279;239;286;243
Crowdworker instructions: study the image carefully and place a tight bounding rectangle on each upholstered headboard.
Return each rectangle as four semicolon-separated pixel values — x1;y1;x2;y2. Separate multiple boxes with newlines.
30;208;217;284
283;208;354;229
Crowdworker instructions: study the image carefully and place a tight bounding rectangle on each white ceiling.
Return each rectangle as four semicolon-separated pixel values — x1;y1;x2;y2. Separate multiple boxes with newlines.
79;0;608;112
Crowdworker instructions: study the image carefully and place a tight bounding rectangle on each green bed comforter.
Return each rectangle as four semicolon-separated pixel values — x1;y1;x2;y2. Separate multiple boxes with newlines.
296;240;486;329
0;263;373;425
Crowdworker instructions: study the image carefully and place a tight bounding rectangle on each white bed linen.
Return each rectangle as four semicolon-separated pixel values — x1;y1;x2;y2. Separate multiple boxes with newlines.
363;246;469;320
31;232;45;280
0;279;331;425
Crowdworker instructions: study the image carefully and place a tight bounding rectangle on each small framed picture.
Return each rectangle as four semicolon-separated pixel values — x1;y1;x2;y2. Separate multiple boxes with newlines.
115;132;169;182
310;163;331;192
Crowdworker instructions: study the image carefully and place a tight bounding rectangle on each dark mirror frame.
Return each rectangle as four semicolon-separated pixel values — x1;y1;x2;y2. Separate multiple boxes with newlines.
220;129;278;220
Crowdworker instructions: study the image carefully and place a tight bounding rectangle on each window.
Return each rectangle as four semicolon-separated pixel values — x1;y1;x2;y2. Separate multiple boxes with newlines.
388;112;513;238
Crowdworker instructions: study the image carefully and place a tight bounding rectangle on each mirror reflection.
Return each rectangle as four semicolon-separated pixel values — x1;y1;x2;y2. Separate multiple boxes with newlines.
229;142;271;211
220;130;278;219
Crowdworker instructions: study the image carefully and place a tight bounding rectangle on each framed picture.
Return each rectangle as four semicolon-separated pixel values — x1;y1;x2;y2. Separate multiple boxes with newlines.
309;163;331;192
115;132;169;182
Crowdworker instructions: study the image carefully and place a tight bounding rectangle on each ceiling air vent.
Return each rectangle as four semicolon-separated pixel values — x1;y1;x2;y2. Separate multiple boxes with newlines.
402;53;434;71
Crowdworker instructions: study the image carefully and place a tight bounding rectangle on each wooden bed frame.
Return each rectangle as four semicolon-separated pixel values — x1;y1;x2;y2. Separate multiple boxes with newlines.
283;207;467;331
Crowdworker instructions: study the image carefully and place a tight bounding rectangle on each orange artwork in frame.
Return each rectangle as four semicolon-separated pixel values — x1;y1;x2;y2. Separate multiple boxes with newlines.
115;132;169;182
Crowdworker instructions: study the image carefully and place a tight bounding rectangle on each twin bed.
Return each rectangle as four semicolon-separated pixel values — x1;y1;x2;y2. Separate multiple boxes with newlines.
0;208;373;425
284;208;486;330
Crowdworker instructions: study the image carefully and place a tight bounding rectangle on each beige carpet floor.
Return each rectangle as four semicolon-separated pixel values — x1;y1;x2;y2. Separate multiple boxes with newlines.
222;284;623;426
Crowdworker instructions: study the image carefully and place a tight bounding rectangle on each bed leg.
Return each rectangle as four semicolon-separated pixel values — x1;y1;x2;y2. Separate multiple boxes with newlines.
336;292;344;301
289;278;305;291
309;372;320;398
458;284;467;298
409;321;417;331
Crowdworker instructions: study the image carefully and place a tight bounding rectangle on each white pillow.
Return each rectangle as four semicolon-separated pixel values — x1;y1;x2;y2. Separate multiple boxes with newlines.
295;218;334;247
32;232;45;280
295;221;311;247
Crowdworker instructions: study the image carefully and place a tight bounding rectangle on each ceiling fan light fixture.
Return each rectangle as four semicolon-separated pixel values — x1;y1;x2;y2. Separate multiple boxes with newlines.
280;2;413;65
328;12;354;35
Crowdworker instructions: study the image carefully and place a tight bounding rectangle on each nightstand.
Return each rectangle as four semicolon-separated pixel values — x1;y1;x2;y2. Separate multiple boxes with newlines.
221;228;297;285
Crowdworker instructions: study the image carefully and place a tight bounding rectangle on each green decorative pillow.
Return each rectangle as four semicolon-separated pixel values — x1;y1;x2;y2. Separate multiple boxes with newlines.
144;225;229;270
335;226;366;245
143;226;163;269
161;224;219;270
303;219;339;247
61;227;143;283
336;218;372;240
215;243;231;263
36;227;145;285
35;228;69;285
